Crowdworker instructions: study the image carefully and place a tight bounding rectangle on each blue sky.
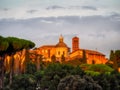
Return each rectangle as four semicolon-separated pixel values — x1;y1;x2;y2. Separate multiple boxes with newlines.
0;0;120;58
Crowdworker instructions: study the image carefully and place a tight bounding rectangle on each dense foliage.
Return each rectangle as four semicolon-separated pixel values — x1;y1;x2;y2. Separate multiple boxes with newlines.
109;50;120;71
0;36;35;55
57;75;102;90
40;63;84;90
82;64;114;76
3;62;120;90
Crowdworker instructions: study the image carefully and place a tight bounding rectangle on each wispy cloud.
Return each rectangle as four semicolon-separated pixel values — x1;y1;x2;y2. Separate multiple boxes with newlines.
81;6;97;10
0;8;10;14
1;8;9;11
109;12;120;21
88;33;105;38
27;9;38;14
40;20;54;24
46;5;65;10
46;5;97;11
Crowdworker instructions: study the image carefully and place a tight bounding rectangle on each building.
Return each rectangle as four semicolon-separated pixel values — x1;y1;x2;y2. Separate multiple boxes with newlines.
35;35;70;62
34;35;107;64
69;36;107;64
3;35;108;75
72;36;79;52
70;49;107;64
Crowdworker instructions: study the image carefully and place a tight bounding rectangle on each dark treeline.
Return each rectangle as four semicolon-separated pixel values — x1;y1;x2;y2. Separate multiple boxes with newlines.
4;63;120;90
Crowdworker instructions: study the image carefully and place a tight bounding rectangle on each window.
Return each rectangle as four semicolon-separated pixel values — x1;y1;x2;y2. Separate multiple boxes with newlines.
42;50;44;53
45;50;47;53
63;51;65;55
58;51;60;55
48;49;50;58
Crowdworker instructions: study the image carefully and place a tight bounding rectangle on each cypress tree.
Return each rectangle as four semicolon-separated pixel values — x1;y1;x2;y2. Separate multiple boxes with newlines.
109;50;114;61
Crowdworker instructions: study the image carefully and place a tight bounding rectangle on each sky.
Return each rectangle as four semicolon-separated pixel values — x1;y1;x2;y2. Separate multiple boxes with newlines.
0;0;120;58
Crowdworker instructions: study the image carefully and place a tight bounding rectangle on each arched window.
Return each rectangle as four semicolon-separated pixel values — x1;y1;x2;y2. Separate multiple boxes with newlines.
58;51;60;55
63;51;65;55
92;60;95;64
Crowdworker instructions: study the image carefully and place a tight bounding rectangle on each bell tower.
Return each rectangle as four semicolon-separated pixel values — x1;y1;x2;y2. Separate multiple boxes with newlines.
72;36;79;52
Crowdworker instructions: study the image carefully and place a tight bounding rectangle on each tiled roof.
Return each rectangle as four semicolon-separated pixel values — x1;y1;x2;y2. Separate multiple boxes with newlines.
39;45;56;48
82;49;105;56
71;49;105;56
56;42;68;47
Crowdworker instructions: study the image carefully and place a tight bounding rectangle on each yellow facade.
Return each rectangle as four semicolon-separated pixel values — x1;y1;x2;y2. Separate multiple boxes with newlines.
37;45;56;61
36;35;70;62
69;49;107;64
33;35;107;64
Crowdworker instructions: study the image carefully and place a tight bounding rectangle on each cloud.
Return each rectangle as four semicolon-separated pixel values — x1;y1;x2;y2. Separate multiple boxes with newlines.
68;6;81;9
0;8;9;13
88;33;105;38
0;15;120;57
0;0;120;20
1;8;9;11
67;5;97;11
46;5;97;11
27;9;38;14
46;5;65;10
40;20;54;24
0;4;119;19
81;6;97;10
109;12;120;21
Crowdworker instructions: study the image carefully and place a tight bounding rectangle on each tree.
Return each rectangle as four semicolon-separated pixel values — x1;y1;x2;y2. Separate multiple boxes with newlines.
70;65;85;76
6;37;35;86
40;63;85;90
0;36;9;89
25;62;36;74
109;50;114;61
51;55;56;63
109;75;120;90
61;54;65;63
93;74;110;90
113;52;118;71
30;49;43;71
115;50;120;67
91;64;113;73
11;74;36;90
109;50;120;71
57;75;102;90
0;36;35;89
36;54;43;71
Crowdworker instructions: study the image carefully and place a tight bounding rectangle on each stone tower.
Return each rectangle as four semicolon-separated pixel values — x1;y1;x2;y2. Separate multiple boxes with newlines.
72;36;79;52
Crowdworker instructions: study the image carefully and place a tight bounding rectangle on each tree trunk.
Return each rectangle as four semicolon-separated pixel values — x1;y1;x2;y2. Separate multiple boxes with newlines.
23;49;30;73
113;53;118;72
9;55;14;86
0;56;5;90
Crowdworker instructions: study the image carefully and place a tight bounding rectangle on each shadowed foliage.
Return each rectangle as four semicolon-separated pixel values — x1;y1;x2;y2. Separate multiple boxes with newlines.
57;75;102;90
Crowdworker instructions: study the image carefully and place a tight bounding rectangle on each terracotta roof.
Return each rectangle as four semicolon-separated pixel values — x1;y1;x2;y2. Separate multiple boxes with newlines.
71;49;105;56
83;49;105;56
55;42;68;47
39;45;56;48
